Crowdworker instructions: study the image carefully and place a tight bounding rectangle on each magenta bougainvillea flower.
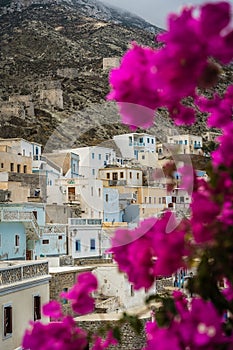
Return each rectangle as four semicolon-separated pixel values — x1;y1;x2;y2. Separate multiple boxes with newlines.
109;212;188;289
196;85;233;128
212;124;233;169
108;1;233;128
92;330;118;350
22;316;88;350
191;191;220;243
43;300;63;319
60;272;98;315
145;295;229;349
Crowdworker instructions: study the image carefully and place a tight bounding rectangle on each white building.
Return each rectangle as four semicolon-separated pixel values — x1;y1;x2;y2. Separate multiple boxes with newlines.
113;133;156;161
58;146;116;179
167;134;203;155
0;138;42;160
68;218;103;259
0;260;50;350
94;265;156;312
58;177;104;219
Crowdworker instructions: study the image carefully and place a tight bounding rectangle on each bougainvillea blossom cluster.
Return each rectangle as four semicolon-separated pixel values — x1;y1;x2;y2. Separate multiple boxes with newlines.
144;292;230;350
108;1;233;128
109;212;188;290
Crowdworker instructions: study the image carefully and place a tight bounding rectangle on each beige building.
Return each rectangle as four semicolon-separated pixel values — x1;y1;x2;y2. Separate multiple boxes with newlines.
99;166;143;187
137;186;169;219
0;260;50;350
0;145;32;174
167;134;203;155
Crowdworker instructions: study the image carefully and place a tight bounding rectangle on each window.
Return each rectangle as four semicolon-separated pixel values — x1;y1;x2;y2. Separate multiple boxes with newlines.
98;188;101;197
58;235;63;240
15;234;20;247
90;239;96;251
151;139;154;144
139;137;143;144
147;138;150;143
129;172;132;179
98;154;101;160
106;173;110;179
149;197;152;204
91;187;94;196
113;172;118;180
92;169;95;176
159;198;162;204
75;240;81;252
145;197;147;204
154;197;156;204
23;165;27;173
120;172;124;179
92;153;95;159
106;154;109;161
62;288;68;304
130;285;135;296
180;196;184;203
17;164;21;173
3;305;12;337
1;163;3;168
105;194;109;202
42;239;49;244
162;197;166;204
142;155;145;160
10;163;14;172
137;172;139;179
184;140;188;145
172;196;177;203
34;296;41;321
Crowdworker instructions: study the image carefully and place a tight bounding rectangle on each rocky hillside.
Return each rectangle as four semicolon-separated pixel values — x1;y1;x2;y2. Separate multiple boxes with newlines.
0;0;232;150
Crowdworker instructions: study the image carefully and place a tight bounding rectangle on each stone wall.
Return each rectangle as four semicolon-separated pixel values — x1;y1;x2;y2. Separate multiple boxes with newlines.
74;258;113;266
76;318;148;350
49;268;94;316
8;172;47;200
103;57;120;71
57;68;79;79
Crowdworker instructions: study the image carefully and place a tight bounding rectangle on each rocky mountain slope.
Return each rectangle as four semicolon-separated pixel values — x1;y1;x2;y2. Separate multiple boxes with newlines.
0;0;232;150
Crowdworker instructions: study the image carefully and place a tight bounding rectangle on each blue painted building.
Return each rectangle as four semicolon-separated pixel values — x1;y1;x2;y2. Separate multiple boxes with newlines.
0;203;42;260
35;224;67;258
0;203;67;260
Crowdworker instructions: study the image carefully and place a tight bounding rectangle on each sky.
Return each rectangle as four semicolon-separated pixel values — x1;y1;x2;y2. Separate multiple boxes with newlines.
103;0;233;28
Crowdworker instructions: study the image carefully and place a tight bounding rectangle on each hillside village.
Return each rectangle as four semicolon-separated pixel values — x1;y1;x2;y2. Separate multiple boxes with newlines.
0;1;226;348
0;126;219;349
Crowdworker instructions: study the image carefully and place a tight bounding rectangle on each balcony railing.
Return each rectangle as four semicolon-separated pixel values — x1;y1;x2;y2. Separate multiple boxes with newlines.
41;224;67;235
109;180;126;186
0;261;49;286
0;209;40;239
68;194;81;203
69;218;102;226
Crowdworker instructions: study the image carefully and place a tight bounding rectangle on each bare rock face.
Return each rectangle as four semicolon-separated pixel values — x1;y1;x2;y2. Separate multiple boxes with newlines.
0;0;232;148
0;0;164;146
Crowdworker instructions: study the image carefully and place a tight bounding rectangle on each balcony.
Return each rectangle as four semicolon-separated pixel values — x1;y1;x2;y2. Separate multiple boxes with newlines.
109;180;126;186
40;224;67;235
68;194;81;203
194;144;202;149
69;218;102;226
0;209;40;240
0;260;49;286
